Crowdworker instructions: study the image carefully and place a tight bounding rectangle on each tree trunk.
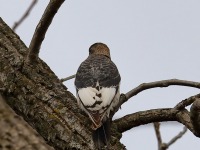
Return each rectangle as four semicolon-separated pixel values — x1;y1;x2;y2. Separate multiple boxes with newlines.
0;95;54;150
0;18;125;150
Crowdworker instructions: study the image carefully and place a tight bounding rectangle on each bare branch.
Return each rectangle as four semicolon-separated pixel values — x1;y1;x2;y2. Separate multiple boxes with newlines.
60;74;76;82
153;122;163;150
112;79;200;117
114;107;195;134
125;79;200;102
12;0;38;31
165;126;187;147
26;0;65;63
113;94;200;138
110;79;200;117
190;98;200;136
114;108;177;133
174;95;199;110
153;123;187;150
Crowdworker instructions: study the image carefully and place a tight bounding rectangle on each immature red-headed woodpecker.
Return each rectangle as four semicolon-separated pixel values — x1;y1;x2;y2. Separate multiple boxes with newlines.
75;43;121;149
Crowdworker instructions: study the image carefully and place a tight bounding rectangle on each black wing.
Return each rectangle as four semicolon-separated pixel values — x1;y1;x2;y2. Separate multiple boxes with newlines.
75;55;121;89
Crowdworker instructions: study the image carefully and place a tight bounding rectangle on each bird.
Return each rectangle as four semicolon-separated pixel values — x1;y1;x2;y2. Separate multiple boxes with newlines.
74;43;121;149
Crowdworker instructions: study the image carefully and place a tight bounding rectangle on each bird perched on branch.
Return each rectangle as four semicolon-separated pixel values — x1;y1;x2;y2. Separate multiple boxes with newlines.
75;43;121;149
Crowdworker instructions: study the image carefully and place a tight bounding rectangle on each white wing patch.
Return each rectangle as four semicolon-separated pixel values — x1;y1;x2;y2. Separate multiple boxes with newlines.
78;87;98;106
77;86;116;113
101;88;116;107
76;82;120;128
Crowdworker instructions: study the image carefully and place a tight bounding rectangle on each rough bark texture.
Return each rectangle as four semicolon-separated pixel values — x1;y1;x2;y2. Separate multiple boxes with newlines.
190;98;200;136
0;18;125;150
0;95;54;150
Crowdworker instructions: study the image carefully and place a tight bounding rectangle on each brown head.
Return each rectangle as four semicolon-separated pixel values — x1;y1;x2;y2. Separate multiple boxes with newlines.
89;43;111;58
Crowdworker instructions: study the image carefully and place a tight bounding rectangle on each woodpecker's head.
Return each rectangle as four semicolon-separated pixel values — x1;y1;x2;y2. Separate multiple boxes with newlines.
89;43;111;58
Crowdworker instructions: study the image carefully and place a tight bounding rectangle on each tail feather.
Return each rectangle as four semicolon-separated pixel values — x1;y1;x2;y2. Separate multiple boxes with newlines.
92;119;111;149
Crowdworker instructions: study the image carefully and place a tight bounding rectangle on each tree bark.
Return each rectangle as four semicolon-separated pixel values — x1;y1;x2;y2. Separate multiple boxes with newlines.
0;95;54;150
0;18;125;150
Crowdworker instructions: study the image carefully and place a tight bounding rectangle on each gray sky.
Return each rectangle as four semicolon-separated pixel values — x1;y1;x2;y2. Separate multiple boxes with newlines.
1;0;200;149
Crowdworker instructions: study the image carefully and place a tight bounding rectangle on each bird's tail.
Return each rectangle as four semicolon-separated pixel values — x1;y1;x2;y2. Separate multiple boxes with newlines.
92;119;111;149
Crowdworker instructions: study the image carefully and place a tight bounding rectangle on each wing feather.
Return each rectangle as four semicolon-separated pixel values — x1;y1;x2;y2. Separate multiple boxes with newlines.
75;55;121;128
78;87;116;112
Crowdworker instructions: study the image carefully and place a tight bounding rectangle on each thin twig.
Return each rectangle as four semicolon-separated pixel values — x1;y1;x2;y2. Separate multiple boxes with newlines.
12;0;38;31
154;123;187;150
165;126;187;147
61;74;76;82
153;122;162;150
26;0;65;63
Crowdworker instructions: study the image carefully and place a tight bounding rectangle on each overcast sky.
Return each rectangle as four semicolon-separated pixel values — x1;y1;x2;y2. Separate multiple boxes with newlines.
1;1;200;149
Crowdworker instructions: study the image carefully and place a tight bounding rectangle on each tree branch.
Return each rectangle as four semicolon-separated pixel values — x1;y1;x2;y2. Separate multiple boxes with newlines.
12;0;38;31
26;0;64;63
153;122;163;150
113;94;200;137
165;126;187;148
60;74;76;82
153;123;187;150
112;80;200;118
190;98;200;136
174;94;199;110
111;79;200;117
125;79;200;103
114;108;178;133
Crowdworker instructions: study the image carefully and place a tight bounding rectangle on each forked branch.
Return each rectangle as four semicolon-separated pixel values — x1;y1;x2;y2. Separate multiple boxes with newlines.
153;122;187;150
26;0;64;63
164;126;187;149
